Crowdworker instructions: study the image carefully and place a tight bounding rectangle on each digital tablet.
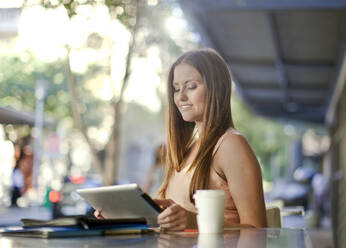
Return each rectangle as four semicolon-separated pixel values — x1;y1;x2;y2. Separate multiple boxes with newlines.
76;184;162;226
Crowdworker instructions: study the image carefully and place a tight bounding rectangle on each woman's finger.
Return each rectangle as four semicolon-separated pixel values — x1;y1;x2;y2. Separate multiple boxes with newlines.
160;217;186;228
158;206;187;230
160;217;187;230
94;210;104;219
158;206;185;224
158;204;181;220
155;200;190;231
169;223;186;231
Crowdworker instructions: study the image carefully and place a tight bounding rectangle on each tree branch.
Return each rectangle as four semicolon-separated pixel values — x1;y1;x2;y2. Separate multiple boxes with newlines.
106;0;141;145
119;0;141;103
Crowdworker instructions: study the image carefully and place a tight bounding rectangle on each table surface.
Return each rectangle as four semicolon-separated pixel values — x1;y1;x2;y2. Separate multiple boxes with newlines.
0;228;312;248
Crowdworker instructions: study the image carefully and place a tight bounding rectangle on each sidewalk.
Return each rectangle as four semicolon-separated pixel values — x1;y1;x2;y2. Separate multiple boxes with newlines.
0;206;51;227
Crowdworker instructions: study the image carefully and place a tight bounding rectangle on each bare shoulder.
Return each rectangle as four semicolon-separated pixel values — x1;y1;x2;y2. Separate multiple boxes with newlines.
214;129;260;172
219;129;252;153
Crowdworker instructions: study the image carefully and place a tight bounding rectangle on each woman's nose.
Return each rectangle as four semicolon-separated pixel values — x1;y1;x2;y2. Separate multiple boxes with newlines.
177;89;188;101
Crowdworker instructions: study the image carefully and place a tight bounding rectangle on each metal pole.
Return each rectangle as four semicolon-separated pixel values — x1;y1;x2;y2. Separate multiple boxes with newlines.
32;79;46;190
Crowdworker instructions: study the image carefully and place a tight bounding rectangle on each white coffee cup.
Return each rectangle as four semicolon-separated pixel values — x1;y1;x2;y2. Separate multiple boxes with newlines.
193;190;226;234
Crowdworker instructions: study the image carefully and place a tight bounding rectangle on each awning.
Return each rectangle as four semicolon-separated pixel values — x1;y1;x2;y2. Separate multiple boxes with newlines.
179;0;346;123
0;106;53;127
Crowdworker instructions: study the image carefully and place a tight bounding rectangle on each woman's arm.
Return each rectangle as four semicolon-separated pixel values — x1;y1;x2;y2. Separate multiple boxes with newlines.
214;132;267;228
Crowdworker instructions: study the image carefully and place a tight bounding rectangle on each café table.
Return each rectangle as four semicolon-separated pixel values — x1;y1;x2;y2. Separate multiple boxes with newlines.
0;228;312;248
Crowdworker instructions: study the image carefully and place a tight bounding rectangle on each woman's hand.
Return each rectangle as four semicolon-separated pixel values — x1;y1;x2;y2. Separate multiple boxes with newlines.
94;209;104;219
154;199;194;231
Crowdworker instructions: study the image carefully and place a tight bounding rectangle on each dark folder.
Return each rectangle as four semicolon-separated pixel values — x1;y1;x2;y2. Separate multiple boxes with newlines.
21;216;147;228
1;216;149;238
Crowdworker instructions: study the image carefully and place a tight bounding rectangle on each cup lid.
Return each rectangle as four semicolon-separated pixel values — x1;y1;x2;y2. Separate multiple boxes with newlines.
193;190;226;198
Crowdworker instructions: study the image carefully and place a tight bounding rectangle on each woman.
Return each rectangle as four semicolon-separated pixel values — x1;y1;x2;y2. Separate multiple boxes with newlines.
154;48;267;230
96;48;267;230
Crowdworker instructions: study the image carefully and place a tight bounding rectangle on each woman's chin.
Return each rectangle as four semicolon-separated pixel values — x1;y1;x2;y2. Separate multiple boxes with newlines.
182;117;200;123
180;110;204;123
181;116;195;122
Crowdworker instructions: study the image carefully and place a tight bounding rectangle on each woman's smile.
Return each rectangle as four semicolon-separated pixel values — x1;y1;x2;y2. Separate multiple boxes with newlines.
180;104;193;111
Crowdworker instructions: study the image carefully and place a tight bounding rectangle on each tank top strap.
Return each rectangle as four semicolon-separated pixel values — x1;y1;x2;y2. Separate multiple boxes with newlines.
212;128;232;156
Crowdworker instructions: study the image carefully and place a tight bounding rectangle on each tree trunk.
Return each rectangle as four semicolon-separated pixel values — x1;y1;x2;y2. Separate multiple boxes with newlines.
103;102;121;185
65;46;104;177
102;0;141;186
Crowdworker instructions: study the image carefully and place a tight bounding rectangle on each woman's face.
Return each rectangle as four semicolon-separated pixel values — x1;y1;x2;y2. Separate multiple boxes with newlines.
173;63;207;123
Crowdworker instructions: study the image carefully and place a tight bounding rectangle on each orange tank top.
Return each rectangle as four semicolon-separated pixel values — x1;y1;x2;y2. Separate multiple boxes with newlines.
165;129;240;225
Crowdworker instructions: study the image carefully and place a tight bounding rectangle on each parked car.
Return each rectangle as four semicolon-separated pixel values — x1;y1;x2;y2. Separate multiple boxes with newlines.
47;175;102;218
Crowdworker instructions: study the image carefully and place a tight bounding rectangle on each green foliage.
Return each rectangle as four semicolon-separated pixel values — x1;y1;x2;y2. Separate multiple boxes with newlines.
0;52;108;128
232;93;293;181
0;52;69;118
104;0;134;28
40;0;135;25
40;0;96;18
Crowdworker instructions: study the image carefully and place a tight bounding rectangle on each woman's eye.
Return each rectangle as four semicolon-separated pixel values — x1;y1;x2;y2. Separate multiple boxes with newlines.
187;83;197;89
173;88;180;92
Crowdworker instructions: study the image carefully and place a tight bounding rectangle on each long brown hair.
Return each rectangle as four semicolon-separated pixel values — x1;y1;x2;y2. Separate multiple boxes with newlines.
159;48;234;202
